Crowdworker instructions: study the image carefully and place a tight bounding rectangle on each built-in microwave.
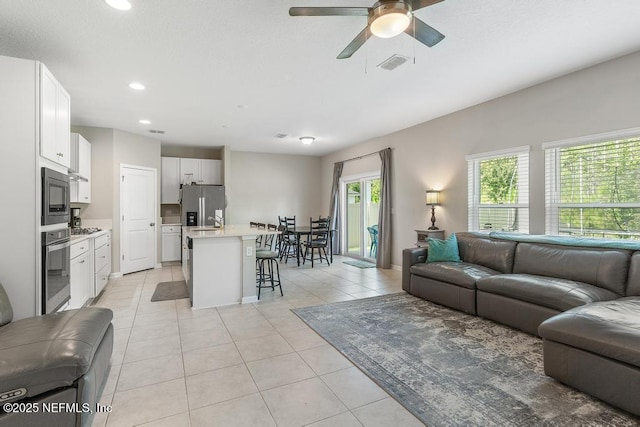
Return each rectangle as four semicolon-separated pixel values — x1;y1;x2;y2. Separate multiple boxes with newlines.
42;167;70;226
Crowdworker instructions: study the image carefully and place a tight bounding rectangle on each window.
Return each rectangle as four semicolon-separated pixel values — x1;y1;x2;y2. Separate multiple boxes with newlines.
544;129;640;240
467;146;530;233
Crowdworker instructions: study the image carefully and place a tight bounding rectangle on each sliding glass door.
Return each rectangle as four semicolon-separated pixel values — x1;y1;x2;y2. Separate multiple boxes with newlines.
343;175;380;260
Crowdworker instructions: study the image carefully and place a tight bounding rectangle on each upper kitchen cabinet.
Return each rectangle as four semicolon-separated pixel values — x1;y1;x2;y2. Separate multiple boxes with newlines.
70;133;91;203
179;158;222;185
40;64;70;168
161;157;181;204
200;159;223;185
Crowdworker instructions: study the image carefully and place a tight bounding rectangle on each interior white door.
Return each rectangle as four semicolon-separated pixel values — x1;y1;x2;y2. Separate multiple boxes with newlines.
121;165;157;274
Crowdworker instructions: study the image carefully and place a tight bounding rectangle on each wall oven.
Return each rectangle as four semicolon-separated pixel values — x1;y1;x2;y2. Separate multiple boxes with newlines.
42;228;71;314
41;167;70;226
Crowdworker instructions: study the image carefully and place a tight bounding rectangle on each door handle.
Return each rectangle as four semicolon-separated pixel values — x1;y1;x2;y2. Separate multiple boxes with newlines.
150;222;156;226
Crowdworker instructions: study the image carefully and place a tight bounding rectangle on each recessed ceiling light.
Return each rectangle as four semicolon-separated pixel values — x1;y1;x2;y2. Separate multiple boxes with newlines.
129;82;145;90
139;119;151;124
299;136;315;145
105;0;132;11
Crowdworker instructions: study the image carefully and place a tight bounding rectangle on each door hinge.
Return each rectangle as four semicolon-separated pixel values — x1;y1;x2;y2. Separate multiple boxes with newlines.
122;255;124;260
122;176;125;182
122;215;124;221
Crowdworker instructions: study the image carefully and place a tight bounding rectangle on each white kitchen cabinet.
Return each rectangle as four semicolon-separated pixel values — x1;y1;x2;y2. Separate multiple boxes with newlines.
200;159;223;185
69;240;91;309
162;225;181;262
40;63;70;168
179;158;223;185
179;158;200;185
94;232;111;296
70;133;92;203
161;157;181;203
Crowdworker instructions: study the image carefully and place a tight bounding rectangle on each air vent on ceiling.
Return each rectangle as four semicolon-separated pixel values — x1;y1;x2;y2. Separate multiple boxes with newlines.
274;133;287;139
377;54;409;71
149;129;165;134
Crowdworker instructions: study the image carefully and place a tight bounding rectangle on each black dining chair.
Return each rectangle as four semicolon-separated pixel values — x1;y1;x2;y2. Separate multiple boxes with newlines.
302;216;331;267
278;216;298;263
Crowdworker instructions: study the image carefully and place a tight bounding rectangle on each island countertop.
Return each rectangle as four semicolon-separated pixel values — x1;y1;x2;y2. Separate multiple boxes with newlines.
184;225;279;239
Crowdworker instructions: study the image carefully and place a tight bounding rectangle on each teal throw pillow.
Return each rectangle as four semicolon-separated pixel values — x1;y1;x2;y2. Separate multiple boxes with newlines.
427;233;461;263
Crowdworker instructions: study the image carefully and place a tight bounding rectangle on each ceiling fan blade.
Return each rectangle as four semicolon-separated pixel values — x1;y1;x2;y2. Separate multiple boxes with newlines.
405;17;445;47
337;27;371;59
408;0;444;12
289;7;369;17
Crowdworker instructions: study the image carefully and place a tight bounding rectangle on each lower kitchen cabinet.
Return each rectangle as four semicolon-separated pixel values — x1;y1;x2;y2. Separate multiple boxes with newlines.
69;239;92;309
162;225;181;262
94;231;111;296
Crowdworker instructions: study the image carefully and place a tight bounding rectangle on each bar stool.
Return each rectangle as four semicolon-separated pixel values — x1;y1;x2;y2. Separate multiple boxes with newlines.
256;224;282;299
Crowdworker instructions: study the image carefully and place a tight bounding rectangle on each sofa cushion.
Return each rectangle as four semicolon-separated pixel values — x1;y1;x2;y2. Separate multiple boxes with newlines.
456;232;516;273
0;307;113;399
427;233;461;263
410;262;498;290
477;274;619;312
627;252;640;296
539;297;640;369
513;243;630;296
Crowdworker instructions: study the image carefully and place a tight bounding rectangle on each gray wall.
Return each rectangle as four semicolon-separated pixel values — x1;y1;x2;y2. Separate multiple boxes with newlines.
321;51;640;267
71;126;162;274
228;151;323;226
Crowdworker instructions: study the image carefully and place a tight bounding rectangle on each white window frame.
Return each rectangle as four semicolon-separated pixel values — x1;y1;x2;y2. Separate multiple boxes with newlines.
466;146;530;233
543;127;640;237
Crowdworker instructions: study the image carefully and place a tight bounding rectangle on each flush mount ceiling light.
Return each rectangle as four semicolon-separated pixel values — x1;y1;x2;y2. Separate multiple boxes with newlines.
299;136;315;145
128;82;145;90
369;2;412;38
105;0;132;11
139;119;150;124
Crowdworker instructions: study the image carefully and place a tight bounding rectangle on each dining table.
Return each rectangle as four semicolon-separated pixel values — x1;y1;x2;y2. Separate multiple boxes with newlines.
288;226;335;267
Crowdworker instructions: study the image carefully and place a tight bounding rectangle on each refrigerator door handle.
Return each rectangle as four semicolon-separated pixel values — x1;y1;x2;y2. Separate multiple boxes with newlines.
198;197;205;227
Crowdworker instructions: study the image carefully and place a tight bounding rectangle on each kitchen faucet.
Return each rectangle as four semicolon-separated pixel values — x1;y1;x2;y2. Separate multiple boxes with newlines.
207;215;224;228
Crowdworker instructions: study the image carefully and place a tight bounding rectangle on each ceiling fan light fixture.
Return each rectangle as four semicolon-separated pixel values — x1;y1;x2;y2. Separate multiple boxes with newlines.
370;2;412;38
300;136;315;145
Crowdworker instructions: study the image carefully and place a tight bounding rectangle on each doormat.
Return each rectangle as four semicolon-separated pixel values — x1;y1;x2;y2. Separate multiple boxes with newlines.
293;293;637;426
342;260;376;268
151;280;189;302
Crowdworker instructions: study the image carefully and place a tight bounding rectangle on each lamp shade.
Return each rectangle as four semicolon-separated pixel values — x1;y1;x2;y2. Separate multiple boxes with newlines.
426;190;440;206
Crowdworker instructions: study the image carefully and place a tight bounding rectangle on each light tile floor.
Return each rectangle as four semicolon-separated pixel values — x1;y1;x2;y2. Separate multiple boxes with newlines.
91;256;424;427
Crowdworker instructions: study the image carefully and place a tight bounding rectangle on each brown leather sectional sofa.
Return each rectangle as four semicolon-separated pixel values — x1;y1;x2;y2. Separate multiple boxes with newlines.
402;232;640;416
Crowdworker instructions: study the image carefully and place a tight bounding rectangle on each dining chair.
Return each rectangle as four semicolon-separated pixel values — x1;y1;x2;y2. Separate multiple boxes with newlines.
302;216;331;267
278;216;298;263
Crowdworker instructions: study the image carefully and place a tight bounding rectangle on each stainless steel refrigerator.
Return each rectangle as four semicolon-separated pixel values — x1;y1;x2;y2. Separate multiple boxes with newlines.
180;185;226;226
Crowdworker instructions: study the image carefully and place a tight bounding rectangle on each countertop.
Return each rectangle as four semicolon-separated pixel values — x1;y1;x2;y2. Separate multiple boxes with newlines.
70;229;111;243
184;225;279;239
161;223;181;226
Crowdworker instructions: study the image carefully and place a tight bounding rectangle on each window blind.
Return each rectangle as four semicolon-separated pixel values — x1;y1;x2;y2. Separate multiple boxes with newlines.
545;135;640;239
467;146;530;233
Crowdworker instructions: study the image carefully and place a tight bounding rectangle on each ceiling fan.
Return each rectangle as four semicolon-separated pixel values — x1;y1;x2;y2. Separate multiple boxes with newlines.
289;0;445;59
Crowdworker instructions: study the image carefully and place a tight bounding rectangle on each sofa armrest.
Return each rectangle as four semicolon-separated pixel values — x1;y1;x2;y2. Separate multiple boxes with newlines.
402;247;428;292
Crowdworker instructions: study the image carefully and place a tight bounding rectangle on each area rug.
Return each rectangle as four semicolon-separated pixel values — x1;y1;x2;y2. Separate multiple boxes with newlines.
293;293;638;426
342;260;376;268
150;280;189;302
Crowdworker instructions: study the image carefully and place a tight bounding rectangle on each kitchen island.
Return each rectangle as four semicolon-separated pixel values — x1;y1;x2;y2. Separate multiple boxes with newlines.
182;225;279;309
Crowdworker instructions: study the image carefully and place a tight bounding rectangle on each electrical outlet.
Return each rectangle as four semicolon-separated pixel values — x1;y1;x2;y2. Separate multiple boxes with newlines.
247;246;253;256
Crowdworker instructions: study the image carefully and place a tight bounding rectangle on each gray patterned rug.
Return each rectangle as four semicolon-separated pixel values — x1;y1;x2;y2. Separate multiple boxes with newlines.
343;260;376;268
293;293;638;426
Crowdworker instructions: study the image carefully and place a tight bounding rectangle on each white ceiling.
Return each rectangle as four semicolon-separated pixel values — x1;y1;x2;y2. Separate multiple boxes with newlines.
2;1;640;156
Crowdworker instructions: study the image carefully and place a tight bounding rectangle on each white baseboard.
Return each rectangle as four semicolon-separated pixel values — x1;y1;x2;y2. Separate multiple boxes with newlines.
391;264;401;271
242;296;258;304
109;272;123;279
155;263;163;269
